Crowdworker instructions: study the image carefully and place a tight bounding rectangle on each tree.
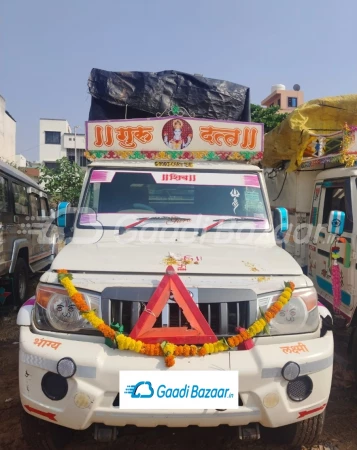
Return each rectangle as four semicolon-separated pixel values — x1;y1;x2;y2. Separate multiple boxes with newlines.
39;157;85;207
251;104;288;133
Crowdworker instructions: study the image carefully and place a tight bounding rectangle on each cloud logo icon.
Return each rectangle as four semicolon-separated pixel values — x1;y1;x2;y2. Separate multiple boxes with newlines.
124;381;154;398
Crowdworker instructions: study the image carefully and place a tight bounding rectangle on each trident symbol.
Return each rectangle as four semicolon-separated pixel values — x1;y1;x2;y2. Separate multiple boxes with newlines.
230;188;240;214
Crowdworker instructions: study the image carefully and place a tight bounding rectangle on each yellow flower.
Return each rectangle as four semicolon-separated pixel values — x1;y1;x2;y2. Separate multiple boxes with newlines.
216;342;228;352
81;311;104;328
116;334;126;350
163;343;176;355
129;339;137;351
122;337;131;350
60;278;78;298
134;341;143;353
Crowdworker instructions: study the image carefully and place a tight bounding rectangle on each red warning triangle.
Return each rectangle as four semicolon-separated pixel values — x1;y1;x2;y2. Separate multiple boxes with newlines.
130;265;217;344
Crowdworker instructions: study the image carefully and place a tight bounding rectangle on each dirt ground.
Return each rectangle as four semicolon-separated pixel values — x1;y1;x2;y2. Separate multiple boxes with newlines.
0;275;356;450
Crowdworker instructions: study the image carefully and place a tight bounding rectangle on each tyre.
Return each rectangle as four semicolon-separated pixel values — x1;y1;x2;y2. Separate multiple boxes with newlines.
11;257;29;306
21;410;73;450
261;411;325;449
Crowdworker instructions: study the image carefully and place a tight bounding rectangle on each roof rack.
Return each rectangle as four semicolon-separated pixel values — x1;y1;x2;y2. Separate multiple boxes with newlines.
84;116;264;164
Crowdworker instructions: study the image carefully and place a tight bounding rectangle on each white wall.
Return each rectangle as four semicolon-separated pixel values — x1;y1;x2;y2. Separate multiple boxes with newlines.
39;119;71;163
16;154;27;167
0;95;16;163
63;133;85;149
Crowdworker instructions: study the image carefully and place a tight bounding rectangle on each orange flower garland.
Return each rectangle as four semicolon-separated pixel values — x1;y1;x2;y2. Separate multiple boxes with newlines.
57;270;295;367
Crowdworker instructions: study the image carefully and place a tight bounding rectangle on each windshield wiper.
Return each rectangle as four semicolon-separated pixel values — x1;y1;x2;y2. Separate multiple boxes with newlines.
118;216;190;235
197;217;265;236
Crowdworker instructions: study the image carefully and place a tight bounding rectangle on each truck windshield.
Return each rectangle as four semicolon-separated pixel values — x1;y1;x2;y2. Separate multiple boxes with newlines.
79;168;270;231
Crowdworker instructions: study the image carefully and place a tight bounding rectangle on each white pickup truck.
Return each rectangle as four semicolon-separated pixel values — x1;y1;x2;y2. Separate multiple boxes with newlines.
17;115;333;449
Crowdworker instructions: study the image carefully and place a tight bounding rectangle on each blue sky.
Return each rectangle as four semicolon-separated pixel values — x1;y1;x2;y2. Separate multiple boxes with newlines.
1;0;356;161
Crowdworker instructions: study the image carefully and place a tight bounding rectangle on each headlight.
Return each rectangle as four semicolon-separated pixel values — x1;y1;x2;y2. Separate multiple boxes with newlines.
258;287;319;336
34;283;101;333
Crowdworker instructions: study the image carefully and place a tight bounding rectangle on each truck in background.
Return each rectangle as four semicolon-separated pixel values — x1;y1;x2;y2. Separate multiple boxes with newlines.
0;160;58;307
263;94;357;378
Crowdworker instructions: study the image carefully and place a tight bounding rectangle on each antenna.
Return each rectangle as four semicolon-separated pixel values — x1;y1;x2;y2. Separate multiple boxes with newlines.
293;84;301;91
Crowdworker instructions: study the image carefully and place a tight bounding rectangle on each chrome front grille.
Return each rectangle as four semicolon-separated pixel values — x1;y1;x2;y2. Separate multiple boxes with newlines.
101;286;257;339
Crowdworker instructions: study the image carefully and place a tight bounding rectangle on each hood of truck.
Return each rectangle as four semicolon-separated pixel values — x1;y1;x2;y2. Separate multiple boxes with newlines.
52;239;302;276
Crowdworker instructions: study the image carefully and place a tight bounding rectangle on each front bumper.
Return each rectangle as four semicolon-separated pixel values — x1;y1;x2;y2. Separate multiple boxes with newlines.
19;326;333;430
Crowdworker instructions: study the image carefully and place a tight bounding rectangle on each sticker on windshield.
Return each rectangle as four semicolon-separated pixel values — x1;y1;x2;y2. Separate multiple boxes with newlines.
244;188;265;214
230;188;240;214
90;170;115;183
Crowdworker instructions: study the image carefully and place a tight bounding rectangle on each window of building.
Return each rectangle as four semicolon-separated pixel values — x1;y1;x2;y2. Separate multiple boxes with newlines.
0;176;9;212
12;183;29;215
66;149;75;164
79;155;88;167
277;99;281;107
288;97;298;108
44;162;59;170
45;131;61;145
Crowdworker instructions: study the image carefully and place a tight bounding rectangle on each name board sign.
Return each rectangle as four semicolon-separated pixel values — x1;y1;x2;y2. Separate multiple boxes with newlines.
85;117;264;162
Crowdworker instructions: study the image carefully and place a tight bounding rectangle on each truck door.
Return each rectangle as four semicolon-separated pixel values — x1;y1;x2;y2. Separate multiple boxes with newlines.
11;180;31;258
307;181;322;282
29;192;42;260
312;178;354;313
0;174;12;276
39;196;54;256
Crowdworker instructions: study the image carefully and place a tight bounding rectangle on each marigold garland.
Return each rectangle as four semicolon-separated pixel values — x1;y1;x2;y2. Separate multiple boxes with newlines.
57;269;295;367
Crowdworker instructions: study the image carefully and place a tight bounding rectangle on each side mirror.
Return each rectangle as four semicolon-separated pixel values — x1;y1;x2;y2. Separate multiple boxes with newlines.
273;207;289;249
273;207;289;233
56;202;75;229
328;210;345;235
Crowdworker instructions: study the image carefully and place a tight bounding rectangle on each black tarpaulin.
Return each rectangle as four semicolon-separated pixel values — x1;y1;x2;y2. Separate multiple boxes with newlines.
87;69;250;122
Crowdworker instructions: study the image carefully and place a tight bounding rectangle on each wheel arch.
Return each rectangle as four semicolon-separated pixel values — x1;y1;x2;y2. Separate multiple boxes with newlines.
9;239;29;274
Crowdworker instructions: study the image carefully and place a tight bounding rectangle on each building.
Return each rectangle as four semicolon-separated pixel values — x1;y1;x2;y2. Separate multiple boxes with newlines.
39;119;87;168
19;167;40;184
16;154;27;167
0;95;16;164
261;84;304;113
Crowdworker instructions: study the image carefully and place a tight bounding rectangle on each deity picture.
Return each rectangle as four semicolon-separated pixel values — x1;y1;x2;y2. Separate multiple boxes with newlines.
162;118;193;150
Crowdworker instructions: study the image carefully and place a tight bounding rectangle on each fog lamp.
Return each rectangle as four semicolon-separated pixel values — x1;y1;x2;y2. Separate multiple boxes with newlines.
57;357;77;378
287;376;313;402
281;361;300;381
